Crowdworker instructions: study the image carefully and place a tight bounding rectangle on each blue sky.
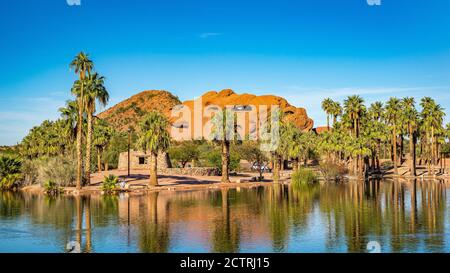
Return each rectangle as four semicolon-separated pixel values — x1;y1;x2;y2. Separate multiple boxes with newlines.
1;0;450;145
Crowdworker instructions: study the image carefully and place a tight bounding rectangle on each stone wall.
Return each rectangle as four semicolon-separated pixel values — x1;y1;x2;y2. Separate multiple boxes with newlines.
118;150;218;176
158;167;219;176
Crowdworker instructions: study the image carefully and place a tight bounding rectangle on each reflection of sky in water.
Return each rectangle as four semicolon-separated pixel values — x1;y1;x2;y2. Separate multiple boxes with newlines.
0;180;449;253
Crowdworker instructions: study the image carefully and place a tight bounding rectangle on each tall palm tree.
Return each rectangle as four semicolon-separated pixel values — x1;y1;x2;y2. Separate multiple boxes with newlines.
70;52;94;190
137;111;171;187
321;98;334;129
344;95;365;138
385;97;401;175
401;97;418;176
331;101;342;126
59;100;79;155
344;95;365;174
93;119;113;173
83;73;109;183
210;109;237;183
420;97;445;176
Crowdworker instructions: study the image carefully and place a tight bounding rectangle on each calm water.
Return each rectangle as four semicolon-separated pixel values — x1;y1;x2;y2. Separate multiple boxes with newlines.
1;179;449;253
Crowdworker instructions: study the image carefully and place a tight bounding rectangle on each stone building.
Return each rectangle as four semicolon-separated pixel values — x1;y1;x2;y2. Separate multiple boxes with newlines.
118;150;172;171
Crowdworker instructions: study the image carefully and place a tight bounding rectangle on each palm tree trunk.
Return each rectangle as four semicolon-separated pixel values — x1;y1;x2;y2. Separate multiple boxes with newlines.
431;127;435;177
76;96;83;190
400;134;404;165
273;154;280;183
85;113;93;185
327;115;330;130
409;125;416;176
149;152;158;186
97;147;102;173
393;125;398;175
221;140;230;183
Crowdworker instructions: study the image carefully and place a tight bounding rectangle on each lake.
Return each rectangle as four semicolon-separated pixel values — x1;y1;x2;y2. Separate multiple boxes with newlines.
0;179;449;253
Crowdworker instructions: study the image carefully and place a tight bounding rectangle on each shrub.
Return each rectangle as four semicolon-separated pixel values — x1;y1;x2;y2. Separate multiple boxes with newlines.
102;175;118;194
0;156;22;190
43;180;63;195
21;159;39;186
318;161;347;182
38;156;76;187
169;141;199;167
291;168;318;188
0;156;22;178
206;150;240;173
0;174;22;190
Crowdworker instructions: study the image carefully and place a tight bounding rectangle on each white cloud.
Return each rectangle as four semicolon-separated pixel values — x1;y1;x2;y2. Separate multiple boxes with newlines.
199;32;222;39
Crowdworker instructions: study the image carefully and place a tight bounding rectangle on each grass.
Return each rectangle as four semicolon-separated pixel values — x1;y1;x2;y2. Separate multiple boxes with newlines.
291;168;318;188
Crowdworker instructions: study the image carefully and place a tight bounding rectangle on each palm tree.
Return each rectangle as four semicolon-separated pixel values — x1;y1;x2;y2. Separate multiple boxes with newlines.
331;101;342;126
210;109;237;183
137;111;171;187
401;97;418;176
93;119;113;173
344;95;365;138
385;97;401;175
420;97;445;176
367;101;386;172
321;98;334;129
344;95;365;174
70;52;94;190
83;73;109;184
59;100;79;155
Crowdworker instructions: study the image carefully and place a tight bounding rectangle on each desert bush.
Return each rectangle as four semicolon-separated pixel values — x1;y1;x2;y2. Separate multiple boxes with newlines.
291;168;318;188
206;150;241;173
102;175;118;194
38;156;76;187
21;159;39;186
43;180;63;195
318;161;348;182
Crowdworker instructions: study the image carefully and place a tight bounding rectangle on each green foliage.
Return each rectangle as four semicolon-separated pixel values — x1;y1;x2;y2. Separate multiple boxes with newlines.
137;111;171;155
102;175;118;193
21;159;39;186
169;141;200;167
20;119;74;159
38;156;77;187
291;168;318;188
239;141;268;171
318;161;347;182
0;174;22;190
43;180;63;195
0;156;22;178
206;149;241;173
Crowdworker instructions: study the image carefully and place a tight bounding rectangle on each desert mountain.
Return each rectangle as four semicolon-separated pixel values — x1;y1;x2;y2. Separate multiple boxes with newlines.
97;90;181;132
98;89;314;134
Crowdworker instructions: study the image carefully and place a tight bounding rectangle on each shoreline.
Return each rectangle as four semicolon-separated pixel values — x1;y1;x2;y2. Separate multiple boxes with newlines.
17;169;450;196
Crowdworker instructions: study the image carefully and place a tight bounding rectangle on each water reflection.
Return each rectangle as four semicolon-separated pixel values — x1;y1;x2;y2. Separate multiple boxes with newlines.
0;179;448;253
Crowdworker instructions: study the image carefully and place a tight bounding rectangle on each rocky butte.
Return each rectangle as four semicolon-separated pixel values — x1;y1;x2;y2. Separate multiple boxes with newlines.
99;89;314;137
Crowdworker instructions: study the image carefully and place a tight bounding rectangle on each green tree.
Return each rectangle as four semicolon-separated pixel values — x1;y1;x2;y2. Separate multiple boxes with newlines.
137;111;171;186
385;97;401;175
70;52;94;190
321;98;334;129
79;73;109;183
169;141;200;167
93;119;114;172
401;97;419;176
210;109;237;183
